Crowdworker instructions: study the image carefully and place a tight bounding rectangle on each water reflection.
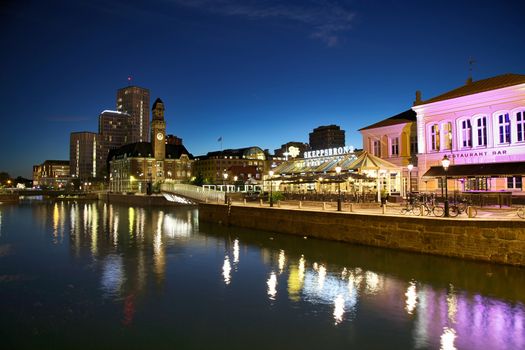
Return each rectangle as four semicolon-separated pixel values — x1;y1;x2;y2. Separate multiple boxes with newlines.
8;202;525;349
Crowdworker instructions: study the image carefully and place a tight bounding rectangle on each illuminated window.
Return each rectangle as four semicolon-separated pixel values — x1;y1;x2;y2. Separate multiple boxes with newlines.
373;140;381;157
461;119;472;148
443;122;452;150
410;135;418;155
517;111;525;142
430;124;440;151
390;137;399;156
507;176;522;189
498;113;510;143
476;116;487;146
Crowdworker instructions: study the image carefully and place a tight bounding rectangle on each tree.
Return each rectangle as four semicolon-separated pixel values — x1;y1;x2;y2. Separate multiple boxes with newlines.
191;173;205;187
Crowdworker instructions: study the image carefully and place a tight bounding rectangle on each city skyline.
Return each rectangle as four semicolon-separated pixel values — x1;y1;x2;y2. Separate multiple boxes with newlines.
2;0;525;177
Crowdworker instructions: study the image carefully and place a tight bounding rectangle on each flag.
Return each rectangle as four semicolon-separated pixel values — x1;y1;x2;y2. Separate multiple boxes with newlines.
217;136;222;142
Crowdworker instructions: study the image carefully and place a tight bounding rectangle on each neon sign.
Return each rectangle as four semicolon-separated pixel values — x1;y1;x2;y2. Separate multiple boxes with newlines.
304;146;354;159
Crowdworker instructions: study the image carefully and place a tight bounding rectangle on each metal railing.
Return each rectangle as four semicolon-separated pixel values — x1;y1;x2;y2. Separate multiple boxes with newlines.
161;183;225;203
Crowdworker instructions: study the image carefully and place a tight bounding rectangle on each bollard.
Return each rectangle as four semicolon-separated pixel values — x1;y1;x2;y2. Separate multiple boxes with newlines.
299;201;302;209
243;198;246;205
468;206;473;218
323;202;327;210
382;204;386;214
420;205;424;216
260;199;263;207
349;203;353;212
277;201;281;208
205;197;208;203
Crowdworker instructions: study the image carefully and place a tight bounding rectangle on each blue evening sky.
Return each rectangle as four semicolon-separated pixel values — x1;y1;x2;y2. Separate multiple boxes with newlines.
1;0;524;177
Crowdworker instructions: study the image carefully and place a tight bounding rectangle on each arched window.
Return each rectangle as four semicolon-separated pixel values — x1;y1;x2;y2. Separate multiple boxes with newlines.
442;122;452;150
516;109;525;142
459;118;472;148
429;124;440;151
496;112;511;144
473;115;488;147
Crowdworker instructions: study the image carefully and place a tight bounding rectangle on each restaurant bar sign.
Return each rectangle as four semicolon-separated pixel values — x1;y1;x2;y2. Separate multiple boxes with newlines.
304;146;355;159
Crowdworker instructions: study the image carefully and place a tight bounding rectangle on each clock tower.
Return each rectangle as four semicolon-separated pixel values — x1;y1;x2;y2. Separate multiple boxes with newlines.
151;98;166;161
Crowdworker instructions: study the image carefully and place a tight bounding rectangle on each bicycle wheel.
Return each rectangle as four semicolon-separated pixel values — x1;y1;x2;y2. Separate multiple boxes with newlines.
448;206;459;217
411;206;421;216
433;206;444;217
518;207;525;219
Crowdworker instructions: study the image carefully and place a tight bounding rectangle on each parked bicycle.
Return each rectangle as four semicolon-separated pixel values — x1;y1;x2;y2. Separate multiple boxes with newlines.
518;207;525;219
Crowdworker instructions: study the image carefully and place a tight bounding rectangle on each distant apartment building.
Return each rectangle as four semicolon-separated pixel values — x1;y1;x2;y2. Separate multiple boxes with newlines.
98;110;131;176
274;141;309;159
70;132;102;180
193;147;268;184
309;125;345;150
33;160;70;188
116;85;150;143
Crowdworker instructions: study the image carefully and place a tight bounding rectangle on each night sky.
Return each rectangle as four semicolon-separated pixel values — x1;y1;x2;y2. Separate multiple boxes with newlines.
1;0;524;177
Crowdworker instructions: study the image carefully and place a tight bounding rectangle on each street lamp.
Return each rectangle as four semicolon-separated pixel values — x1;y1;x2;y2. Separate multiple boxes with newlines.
223;172;228;204
335;166;342;211
441;155;450;217
407;163;413;202
233;175;238;192
269;170;274;207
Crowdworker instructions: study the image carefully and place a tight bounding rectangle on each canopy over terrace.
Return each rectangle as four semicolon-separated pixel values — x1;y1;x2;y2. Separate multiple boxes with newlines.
344;151;401;201
269;150;400;201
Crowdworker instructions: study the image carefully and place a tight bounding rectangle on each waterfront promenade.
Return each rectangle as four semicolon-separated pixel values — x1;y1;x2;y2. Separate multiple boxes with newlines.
217;198;525;221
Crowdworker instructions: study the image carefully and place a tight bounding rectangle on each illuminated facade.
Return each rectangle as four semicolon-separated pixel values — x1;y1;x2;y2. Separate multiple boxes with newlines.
69;132;102;180
192;147;268;184
413;73;525;192
117;85;150;143
359;109;418;196
109;98;193;193
32;160;70;188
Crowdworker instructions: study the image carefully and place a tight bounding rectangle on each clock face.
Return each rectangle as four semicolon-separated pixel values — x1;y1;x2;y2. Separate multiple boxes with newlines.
156;132;163;141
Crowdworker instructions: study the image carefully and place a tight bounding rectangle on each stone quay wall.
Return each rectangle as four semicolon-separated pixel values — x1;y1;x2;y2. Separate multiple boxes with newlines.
199;203;525;267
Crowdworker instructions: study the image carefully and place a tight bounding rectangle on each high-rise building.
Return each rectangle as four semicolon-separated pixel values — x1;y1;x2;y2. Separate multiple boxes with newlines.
116;85;150;143
309;125;345;150
70;132;102;180
98;110;131;176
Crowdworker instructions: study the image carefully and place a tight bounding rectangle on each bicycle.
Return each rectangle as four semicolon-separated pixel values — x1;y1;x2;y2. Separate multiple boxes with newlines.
400;202;421;216
518;207;525;219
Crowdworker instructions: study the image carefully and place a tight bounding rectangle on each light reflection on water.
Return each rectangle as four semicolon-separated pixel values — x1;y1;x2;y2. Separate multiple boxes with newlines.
1;201;524;349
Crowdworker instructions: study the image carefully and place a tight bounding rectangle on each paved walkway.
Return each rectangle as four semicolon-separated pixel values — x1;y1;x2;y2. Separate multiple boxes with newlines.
220;199;525;221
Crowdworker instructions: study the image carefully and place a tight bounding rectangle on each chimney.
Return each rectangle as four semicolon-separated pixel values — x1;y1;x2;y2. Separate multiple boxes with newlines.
413;90;422;105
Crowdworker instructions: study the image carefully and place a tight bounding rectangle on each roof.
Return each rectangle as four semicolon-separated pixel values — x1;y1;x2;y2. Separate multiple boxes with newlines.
345;151;399;172
197;146;265;160
152;98;164;110
422;161;525;178
42;160;69;166
108;142;193;161
359;109;416;131
414;73;525;106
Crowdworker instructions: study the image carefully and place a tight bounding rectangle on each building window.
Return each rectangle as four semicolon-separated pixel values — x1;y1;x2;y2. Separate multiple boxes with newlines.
443;122;452;150
507;176;522;190
498;113;510;144
461;119;472;148
476;116;487;146
373;140;381;157
410;135;418;155
390;137;399;157
430;124;440;151
517;111;525;142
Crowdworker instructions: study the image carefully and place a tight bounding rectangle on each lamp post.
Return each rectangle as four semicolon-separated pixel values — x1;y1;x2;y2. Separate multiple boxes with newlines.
233;175;238;192
407;163;413;202
223;172;228;204
335;166;342;211
269;170;274;207
441;155;450;217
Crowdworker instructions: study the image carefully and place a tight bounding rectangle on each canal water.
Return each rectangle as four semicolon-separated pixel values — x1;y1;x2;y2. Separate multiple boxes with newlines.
0;200;524;350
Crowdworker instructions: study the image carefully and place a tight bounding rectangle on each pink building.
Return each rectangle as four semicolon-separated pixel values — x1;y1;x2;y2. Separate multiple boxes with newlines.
413;73;525;193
